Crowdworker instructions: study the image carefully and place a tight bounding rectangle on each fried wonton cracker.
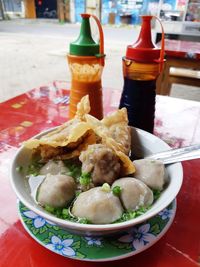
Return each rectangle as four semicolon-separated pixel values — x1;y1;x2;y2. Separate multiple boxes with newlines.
85;108;131;155
24;119;89;149
102;108;131;155
23;96;98;160
23;95;134;175
75;95;90;121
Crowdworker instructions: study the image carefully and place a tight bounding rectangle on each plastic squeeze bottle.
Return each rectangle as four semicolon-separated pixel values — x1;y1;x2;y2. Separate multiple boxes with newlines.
119;16;165;133
67;13;105;119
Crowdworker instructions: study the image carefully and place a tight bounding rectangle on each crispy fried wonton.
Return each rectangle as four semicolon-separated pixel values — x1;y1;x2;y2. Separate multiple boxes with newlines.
85;108;131;156
24;95;135;175
24;97;98;160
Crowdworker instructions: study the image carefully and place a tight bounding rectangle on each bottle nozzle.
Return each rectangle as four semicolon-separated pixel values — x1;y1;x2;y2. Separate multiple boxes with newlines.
134;16;155;49
126;15;162;63
69;13;99;56
81;13;90;18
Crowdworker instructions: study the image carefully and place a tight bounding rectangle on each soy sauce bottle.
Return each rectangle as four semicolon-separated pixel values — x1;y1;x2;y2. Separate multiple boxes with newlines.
119;16;165;133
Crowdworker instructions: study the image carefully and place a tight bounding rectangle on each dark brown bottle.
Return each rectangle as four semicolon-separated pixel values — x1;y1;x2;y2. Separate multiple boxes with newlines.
119;16;165;133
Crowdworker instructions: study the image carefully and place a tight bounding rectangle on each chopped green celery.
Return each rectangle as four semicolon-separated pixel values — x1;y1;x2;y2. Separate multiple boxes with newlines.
62;208;69;219
44;204;91;224
44;205;55;213
27;160;44;176
78;218;91;224
44;204;151;224
64;161;81;179
44;205;68;219
153;189;162;201
112;186;121;196
114;206;151;223
79;172;91;186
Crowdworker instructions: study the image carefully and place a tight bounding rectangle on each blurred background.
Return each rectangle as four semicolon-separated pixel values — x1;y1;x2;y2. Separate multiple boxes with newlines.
1;0;199;25
0;0;200;102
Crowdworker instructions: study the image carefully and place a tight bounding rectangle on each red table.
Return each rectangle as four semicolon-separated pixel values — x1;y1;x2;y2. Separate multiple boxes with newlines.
156;39;200;95
163;39;200;60
0;81;199;267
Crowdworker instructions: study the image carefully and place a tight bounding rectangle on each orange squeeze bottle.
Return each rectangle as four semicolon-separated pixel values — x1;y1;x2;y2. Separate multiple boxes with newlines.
67;13;105;119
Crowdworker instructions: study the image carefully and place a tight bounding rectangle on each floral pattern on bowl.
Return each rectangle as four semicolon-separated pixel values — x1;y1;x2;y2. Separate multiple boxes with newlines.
18;200;176;262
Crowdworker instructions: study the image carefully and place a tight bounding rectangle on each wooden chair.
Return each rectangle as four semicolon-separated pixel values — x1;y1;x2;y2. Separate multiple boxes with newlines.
156;59;200;95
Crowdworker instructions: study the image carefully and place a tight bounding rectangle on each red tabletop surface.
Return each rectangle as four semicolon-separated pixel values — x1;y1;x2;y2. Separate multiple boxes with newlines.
159;39;200;60
0;81;199;267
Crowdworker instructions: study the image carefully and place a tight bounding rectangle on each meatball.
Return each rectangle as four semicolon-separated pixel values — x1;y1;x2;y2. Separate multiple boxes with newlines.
37;174;76;208
72;187;123;224
133;159;166;190
79;144;121;185
112;177;153;211
39;160;69;175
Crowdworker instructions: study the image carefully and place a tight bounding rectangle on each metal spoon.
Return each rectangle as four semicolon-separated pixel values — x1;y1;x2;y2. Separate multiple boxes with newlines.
145;144;200;164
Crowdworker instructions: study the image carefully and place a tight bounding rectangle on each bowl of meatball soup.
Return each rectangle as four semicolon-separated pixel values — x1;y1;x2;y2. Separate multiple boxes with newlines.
11;126;183;236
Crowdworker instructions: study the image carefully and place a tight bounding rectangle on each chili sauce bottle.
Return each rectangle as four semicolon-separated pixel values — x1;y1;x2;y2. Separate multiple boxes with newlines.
67;13;105;120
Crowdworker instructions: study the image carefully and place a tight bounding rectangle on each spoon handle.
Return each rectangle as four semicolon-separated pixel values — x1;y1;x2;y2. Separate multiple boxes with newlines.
146;144;200;164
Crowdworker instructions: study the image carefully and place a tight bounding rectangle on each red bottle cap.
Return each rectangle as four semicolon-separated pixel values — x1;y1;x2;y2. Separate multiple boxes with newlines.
126;16;162;63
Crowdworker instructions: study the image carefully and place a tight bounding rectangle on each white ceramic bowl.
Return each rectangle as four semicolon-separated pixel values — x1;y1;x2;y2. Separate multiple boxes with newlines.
11;127;183;236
